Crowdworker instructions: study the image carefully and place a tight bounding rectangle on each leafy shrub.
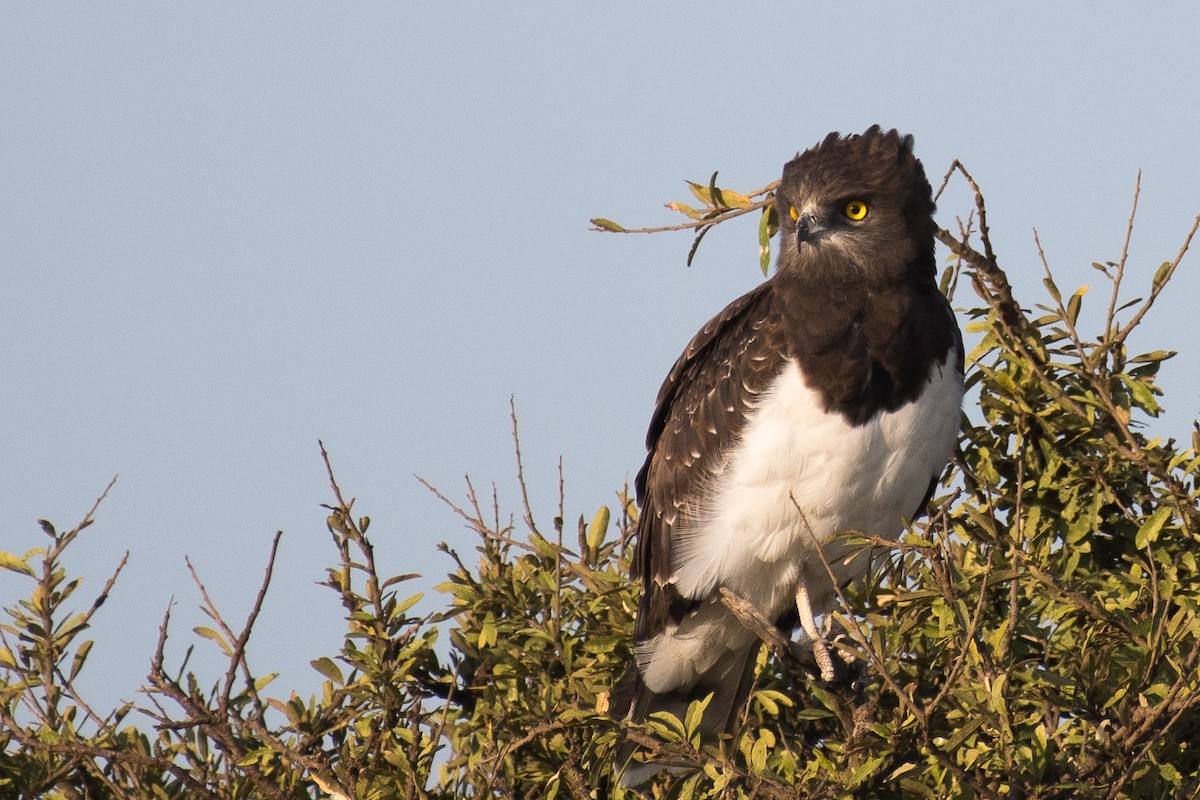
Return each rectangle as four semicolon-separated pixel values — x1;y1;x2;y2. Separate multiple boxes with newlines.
3;166;1199;798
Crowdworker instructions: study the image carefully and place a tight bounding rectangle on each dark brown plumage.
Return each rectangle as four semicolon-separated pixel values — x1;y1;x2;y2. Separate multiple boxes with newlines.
612;127;963;785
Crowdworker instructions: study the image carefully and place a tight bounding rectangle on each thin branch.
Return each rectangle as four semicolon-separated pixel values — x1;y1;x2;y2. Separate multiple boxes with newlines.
318;440;353;515
416;474;486;531
52;474;119;553
553;455;565;652
225;531;283;718
1035;229;1092;370
320;440;385;623
418;474;539;556
1115;209;1200;343
590;181;778;235
510;396;542;539
51;551;132;733
1104;172;1141;341
184;557;240;662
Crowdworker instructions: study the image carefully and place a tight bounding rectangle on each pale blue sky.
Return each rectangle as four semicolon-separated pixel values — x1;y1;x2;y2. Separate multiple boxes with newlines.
3;5;1199;714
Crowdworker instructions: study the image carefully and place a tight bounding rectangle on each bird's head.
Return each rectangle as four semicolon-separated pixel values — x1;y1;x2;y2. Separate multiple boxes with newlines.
775;126;937;284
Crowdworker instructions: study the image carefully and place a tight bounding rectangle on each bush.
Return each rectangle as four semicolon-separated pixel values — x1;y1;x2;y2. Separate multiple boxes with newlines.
3;165;1199;798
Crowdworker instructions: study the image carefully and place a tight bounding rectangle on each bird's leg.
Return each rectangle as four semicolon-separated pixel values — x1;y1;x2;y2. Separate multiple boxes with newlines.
795;582;836;682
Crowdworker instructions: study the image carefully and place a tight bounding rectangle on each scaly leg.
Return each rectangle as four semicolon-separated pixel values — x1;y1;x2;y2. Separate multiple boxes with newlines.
795;581;835;682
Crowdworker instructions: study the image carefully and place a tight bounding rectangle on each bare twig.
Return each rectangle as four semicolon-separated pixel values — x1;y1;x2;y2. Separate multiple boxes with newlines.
553;456;565;652
418;474;539;556
51;474;118;553
229;532;282;719
1104;172;1141;345
1115;209;1200;343
510;396;541;540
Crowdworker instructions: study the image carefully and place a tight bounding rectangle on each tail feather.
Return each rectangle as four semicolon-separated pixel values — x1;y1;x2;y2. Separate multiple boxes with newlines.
611;644;761;787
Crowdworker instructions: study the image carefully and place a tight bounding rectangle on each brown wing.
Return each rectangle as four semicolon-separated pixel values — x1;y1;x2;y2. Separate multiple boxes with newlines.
630;279;789;642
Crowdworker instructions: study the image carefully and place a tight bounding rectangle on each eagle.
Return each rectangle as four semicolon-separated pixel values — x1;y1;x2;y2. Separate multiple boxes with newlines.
612;126;964;785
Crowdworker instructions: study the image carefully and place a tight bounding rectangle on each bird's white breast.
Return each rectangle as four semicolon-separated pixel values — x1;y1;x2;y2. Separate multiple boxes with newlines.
637;357;961;692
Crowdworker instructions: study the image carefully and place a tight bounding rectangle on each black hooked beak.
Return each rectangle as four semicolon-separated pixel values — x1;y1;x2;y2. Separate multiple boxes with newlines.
795;212;826;245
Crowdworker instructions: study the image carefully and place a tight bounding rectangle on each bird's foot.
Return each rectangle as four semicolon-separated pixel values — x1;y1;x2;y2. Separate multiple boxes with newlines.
791;624;861;687
809;634;837;682
791;632;847;684
793;582;848;683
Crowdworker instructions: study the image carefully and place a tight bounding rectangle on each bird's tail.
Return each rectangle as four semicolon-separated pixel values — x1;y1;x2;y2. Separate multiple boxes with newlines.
609;643;761;787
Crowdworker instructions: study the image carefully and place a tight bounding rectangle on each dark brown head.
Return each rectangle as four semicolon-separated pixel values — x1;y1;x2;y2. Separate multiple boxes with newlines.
775;126;936;285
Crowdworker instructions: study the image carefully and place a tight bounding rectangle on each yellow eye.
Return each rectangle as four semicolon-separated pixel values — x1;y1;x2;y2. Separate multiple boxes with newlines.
844;200;868;221
788;205;799;222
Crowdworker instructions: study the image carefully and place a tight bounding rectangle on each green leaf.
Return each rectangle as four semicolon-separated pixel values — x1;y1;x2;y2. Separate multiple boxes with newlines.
193;626;233;656
1119;374;1161;415
1103;683;1128;710
754;688;792;715
381;572;421;590
392;591;424;617
847;755;886;788
751;735;770;771
587;507;610;552
758;202;777;276
590;217;626;232
235;747;272;767
1129;350;1176;364
1152;260;1172;290
0;551;34;578
943;717;984;752
1066;284;1088;325
254;672;279;692
479;613;497;649
0;647;17;669
1042;275;1063;304
311;656;345;685
720;188;752;209
675;774;700;800
1135;506;1173;549
665;201;703;220
965;319;991;334
56;613;90;643
683;693;712;739
647;710;687;740
686;179;713;205
795;708;834;720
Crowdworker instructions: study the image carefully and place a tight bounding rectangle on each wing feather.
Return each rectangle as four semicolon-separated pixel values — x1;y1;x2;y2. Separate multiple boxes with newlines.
630;280;789;641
